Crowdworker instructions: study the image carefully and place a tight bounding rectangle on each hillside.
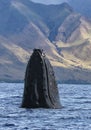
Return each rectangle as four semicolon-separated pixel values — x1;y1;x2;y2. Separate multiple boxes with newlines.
0;0;91;83
68;0;91;18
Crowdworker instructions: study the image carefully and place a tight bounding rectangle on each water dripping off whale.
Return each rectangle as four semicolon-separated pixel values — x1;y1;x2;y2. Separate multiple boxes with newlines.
21;49;61;108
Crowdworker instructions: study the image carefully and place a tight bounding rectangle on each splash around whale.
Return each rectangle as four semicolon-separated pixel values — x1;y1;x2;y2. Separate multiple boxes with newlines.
21;49;61;108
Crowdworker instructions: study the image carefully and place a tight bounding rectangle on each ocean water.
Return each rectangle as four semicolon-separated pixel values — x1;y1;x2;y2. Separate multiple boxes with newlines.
0;83;91;130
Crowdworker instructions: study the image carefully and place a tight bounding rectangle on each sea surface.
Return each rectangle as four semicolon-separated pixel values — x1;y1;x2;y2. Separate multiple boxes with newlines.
0;83;91;130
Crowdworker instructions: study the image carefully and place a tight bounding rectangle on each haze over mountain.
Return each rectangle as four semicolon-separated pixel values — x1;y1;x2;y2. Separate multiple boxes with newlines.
0;0;91;83
31;0;67;5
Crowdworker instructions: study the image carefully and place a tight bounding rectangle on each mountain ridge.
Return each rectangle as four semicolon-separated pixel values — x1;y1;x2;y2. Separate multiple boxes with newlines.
0;0;91;83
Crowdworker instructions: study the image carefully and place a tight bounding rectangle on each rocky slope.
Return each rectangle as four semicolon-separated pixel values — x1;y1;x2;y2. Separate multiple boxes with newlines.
0;0;91;83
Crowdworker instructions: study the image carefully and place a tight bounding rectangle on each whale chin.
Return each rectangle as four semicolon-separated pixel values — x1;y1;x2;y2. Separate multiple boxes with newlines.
21;49;61;109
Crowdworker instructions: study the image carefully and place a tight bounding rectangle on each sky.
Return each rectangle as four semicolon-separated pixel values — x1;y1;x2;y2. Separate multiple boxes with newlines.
31;0;68;5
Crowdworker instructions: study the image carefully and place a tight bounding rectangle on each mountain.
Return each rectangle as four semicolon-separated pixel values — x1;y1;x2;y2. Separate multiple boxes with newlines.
0;0;91;83
68;0;91;18
31;0;91;18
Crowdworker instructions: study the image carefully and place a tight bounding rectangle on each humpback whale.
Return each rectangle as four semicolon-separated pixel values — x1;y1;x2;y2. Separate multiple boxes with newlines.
21;49;61;108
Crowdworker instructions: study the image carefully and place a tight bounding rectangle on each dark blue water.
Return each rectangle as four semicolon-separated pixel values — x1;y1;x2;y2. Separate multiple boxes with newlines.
0;83;91;130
